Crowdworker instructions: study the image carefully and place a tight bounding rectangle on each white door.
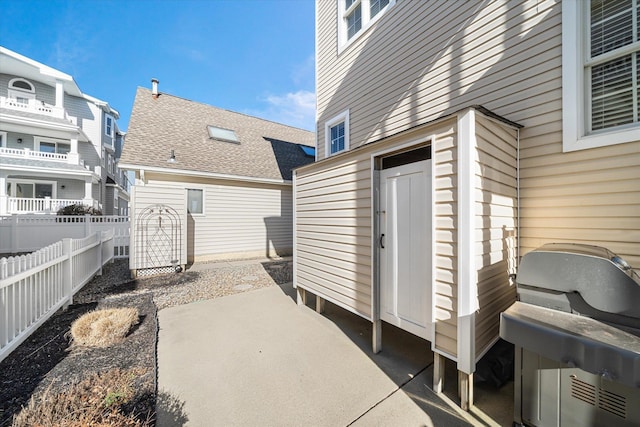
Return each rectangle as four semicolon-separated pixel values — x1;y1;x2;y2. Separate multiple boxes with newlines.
379;159;432;340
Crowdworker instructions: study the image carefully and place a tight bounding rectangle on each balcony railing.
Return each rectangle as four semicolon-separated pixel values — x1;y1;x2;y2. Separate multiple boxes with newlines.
0;147;68;162
7;197;98;214
0;96;70;120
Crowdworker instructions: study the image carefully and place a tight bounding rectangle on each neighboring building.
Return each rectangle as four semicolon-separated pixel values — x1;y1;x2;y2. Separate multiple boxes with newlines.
294;0;640;409
119;82;314;272
0;46;129;216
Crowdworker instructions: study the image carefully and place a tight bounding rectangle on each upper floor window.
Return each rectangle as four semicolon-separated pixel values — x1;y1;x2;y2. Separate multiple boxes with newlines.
40;141;70;154
325;110;350;157
105;115;114;138
8;78;35;104
34;137;70;155
562;0;640;151
339;0;394;52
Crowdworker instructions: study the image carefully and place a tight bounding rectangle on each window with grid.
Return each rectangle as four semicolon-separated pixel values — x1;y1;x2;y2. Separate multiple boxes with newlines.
325;110;350;157
562;0;639;151
330;122;345;154
339;0;394;50
588;0;639;132
105;115;113;137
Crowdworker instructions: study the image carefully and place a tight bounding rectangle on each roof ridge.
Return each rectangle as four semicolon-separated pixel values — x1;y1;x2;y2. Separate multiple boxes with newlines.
136;86;315;135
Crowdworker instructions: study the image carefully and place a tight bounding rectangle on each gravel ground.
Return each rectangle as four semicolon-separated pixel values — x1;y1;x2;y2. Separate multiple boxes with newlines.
0;257;292;426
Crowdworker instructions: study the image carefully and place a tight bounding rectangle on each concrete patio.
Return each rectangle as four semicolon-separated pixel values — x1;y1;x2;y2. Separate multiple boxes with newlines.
156;279;512;426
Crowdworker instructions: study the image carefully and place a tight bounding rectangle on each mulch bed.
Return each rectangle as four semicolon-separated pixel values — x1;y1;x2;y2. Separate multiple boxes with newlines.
0;261;156;426
0;258;292;426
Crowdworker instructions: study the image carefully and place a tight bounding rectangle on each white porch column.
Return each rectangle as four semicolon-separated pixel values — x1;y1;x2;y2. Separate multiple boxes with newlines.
83;178;93;207
55;80;64;108
67;137;80;164
0;171;7;215
54;80;65;119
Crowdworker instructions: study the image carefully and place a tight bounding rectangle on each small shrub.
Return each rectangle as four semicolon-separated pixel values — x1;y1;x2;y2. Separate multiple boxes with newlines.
70;308;139;348
57;204;103;216
12;368;150;427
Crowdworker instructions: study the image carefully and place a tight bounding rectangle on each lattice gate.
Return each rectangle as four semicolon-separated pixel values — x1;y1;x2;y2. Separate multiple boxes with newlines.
134;204;182;276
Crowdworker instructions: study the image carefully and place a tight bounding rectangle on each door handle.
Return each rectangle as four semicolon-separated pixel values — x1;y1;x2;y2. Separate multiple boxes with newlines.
380;234;385;249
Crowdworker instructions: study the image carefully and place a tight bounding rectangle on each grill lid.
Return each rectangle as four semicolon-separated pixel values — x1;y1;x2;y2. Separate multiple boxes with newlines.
516;243;640;320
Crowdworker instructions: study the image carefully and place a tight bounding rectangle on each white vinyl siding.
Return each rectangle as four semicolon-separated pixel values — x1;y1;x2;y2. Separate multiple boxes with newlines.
145;173;293;261
432;122;458;357
473;115;518;358
316;0;639;270
319;0;556;156
296;155;373;318
338;0;395;52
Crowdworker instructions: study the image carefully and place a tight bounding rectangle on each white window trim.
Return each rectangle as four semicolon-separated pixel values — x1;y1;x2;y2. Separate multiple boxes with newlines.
187;188;205;216
8;77;35;94
33;136;71;153
325;109;350;158
7;178;57;199
105;114;114;138
0;131;7;148
338;0;395;54
562;1;639;152
8;77;35;92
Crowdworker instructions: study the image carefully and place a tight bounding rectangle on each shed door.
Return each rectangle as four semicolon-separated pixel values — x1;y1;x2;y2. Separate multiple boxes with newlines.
379;159;432;340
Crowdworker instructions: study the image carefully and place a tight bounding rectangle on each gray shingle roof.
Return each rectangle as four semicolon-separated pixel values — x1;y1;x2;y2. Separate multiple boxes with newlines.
120;87;315;181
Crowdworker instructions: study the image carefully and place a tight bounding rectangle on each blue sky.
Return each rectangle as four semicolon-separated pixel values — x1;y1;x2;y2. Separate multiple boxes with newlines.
0;0;316;131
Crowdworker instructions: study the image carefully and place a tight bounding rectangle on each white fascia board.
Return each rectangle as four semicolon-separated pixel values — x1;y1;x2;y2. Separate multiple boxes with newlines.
83;94;120;118
0;47;72;81
117;163;292;185
0;164;95;178
0;116;87;142
0;113;81;134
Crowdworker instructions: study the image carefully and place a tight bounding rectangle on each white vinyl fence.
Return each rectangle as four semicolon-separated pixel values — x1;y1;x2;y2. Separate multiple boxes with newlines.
0;230;115;363
0;215;129;258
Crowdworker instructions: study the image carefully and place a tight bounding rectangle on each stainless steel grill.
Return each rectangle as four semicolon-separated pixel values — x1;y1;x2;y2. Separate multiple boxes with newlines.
500;243;640;427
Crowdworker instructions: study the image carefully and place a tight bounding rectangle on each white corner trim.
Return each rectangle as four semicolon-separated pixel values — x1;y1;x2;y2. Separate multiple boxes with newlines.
561;0;580;151
292;170;298;289
457;109;478;375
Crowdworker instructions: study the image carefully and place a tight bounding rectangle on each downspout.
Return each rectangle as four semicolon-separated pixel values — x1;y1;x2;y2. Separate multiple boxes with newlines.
516;128;521;269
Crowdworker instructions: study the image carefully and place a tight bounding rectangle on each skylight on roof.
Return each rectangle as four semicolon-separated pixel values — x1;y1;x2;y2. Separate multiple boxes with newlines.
207;125;239;143
300;145;316;157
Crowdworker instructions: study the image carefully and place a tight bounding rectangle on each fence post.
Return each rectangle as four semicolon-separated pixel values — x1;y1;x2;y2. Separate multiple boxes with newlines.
62;238;73;309
11;214;18;253
97;232;103;276
84;214;91;237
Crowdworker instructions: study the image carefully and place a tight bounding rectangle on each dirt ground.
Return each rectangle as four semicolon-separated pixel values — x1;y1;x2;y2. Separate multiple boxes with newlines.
0;258;291;426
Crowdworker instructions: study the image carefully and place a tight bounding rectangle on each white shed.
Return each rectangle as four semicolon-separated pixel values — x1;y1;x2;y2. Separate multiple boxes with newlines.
294;107;522;404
